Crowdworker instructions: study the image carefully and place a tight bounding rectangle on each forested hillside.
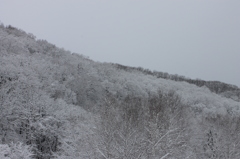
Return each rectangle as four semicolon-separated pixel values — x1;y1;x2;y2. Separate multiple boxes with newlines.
1;24;240;159
114;64;240;102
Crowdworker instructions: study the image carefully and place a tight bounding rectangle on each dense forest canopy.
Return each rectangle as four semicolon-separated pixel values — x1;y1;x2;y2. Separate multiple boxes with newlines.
1;24;240;159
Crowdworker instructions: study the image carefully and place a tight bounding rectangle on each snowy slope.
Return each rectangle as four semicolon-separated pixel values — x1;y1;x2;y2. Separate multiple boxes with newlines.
1;24;240;159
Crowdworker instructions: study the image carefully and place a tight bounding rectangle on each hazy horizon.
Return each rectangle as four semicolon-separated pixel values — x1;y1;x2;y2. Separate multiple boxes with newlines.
1;0;240;87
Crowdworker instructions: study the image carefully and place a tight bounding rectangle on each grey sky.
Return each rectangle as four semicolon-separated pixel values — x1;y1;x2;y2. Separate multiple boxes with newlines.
1;0;240;87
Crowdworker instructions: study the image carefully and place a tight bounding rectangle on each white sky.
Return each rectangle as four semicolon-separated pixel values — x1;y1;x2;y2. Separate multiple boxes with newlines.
1;0;240;87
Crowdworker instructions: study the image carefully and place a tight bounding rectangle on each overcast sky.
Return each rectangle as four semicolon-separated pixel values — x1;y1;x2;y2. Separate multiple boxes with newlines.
1;0;240;87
